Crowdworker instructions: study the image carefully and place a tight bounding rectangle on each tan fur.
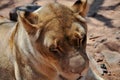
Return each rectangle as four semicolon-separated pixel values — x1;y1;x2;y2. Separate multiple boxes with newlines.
0;0;104;80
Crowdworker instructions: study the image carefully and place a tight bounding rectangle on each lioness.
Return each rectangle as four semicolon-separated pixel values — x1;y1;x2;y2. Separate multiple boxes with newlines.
0;0;104;80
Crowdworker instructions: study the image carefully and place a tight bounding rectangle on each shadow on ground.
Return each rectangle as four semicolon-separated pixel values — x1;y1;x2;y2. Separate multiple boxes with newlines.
88;0;119;28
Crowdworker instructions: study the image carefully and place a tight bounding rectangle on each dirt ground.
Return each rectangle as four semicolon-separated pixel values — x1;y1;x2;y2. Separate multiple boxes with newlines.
0;0;120;80
87;0;120;80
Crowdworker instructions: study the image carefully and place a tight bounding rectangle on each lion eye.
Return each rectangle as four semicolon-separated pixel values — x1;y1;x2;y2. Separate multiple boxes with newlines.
82;35;86;45
74;38;81;48
77;38;81;47
49;45;58;52
49;44;63;57
73;35;86;49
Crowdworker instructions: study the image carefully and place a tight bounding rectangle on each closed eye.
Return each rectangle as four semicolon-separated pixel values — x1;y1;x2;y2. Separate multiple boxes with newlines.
82;35;86;45
49;45;63;57
49;45;58;53
72;35;86;49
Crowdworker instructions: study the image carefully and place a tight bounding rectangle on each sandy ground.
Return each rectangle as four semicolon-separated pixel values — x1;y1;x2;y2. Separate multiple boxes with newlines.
87;0;120;80
0;0;120;80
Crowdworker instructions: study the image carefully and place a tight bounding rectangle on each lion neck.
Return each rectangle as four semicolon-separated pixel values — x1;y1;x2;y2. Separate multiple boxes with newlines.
9;22;60;80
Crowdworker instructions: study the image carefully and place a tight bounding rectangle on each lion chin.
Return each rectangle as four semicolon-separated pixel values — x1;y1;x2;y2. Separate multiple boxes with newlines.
0;0;104;80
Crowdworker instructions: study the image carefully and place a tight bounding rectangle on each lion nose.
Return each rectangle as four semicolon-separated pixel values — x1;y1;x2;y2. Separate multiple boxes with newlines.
69;55;86;73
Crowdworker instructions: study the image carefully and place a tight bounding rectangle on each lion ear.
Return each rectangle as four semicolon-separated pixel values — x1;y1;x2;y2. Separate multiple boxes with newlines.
18;11;39;34
72;0;89;17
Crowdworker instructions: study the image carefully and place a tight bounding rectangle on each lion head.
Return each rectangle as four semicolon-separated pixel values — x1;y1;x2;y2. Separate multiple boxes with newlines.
13;0;89;80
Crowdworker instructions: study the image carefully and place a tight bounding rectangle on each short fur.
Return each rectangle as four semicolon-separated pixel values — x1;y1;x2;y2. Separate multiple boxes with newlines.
0;0;104;80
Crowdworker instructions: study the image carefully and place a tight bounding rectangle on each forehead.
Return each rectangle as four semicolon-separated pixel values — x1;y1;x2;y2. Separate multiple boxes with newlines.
35;2;86;30
35;3;75;25
35;3;86;45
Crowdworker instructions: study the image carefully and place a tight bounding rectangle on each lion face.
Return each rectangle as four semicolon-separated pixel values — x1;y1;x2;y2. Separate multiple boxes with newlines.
17;0;89;79
33;20;88;79
42;22;88;73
